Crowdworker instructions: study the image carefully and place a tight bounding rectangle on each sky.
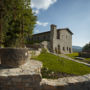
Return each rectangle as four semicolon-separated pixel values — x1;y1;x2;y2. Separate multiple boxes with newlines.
31;0;90;47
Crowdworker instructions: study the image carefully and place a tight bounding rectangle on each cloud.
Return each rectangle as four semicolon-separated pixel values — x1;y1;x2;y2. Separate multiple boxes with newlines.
36;21;48;26
35;29;40;33
31;0;57;10
32;9;39;15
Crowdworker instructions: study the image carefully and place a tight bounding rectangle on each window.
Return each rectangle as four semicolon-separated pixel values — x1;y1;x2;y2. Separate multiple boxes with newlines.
58;45;60;50
57;30;60;39
69;48;71;53
67;47;68;51
58;45;61;54
55;47;57;53
63;47;65;51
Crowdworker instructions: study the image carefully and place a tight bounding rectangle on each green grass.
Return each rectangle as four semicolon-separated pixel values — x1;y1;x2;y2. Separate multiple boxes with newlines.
66;53;79;59
86;58;90;61
66;53;90;64
84;58;90;64
33;52;90;75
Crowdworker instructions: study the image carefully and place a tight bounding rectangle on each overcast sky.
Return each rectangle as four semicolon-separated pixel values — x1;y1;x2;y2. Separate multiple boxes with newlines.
31;0;90;47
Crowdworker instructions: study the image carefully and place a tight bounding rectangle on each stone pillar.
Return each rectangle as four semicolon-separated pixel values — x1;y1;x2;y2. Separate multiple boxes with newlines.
50;24;57;53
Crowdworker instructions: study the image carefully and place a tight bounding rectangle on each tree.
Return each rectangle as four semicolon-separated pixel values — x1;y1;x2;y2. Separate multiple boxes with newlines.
1;0;36;47
82;42;90;52
0;0;7;47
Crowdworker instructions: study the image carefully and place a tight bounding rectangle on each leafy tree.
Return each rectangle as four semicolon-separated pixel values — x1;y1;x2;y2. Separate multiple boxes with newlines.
82;42;90;52
0;0;37;47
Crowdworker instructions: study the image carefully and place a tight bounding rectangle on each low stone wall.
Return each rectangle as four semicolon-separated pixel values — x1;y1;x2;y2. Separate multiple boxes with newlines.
28;48;42;58
41;74;90;90
1;60;90;90
0;60;42;90
0;75;41;90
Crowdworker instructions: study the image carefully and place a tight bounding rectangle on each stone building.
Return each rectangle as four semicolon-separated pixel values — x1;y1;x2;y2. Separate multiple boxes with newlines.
29;24;73;54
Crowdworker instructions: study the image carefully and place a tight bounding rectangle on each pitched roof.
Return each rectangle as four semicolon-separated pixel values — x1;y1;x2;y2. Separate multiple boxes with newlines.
32;28;73;36
32;31;50;36
58;28;73;35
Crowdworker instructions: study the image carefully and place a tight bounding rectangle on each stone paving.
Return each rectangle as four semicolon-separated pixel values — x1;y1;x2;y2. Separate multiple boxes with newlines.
0;60;42;76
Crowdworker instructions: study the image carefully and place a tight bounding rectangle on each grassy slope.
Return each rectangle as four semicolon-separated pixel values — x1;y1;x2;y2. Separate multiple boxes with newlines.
33;52;90;75
66;53;79;59
66;53;90;63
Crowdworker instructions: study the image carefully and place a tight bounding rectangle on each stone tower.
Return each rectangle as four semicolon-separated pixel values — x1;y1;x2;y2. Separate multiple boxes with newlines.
50;24;57;53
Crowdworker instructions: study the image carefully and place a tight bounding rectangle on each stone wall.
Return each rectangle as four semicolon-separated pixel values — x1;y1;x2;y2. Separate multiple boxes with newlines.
0;75;41;90
0;60;42;90
30;32;50;42
41;74;90;90
28;48;42;58
0;60;90;90
50;25;73;54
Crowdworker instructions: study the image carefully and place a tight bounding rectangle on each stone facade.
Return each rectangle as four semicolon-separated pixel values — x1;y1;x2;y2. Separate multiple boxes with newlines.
29;24;73;54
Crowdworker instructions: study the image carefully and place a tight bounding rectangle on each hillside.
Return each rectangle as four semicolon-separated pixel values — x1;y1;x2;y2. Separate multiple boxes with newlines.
72;46;82;52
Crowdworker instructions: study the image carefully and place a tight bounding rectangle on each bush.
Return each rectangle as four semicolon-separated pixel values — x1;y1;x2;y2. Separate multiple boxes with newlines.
41;48;47;54
82;42;90;52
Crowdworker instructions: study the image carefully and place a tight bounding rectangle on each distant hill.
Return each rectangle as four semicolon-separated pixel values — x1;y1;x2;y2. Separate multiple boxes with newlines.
72;46;82;52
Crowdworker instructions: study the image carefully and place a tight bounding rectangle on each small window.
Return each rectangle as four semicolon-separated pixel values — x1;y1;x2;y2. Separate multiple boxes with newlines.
57;30;60;39
55;47;57;53
69;48;71;53
58;45;61;54
63;47;65;51
67;47;68;51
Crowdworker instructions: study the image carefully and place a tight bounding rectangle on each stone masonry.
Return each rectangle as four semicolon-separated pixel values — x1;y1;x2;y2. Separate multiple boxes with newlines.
1;60;90;90
0;60;42;90
29;24;73;54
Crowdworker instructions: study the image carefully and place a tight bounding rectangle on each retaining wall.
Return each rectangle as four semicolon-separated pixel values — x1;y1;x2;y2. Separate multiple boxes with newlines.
0;60;90;90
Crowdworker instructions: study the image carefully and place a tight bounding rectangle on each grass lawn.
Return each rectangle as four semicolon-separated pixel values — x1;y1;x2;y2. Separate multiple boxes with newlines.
33;52;90;77
66;53;90;64
66;53;79;59
84;58;90;63
85;58;90;61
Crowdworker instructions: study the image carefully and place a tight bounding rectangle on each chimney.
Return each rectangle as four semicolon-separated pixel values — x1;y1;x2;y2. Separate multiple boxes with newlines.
51;24;57;31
